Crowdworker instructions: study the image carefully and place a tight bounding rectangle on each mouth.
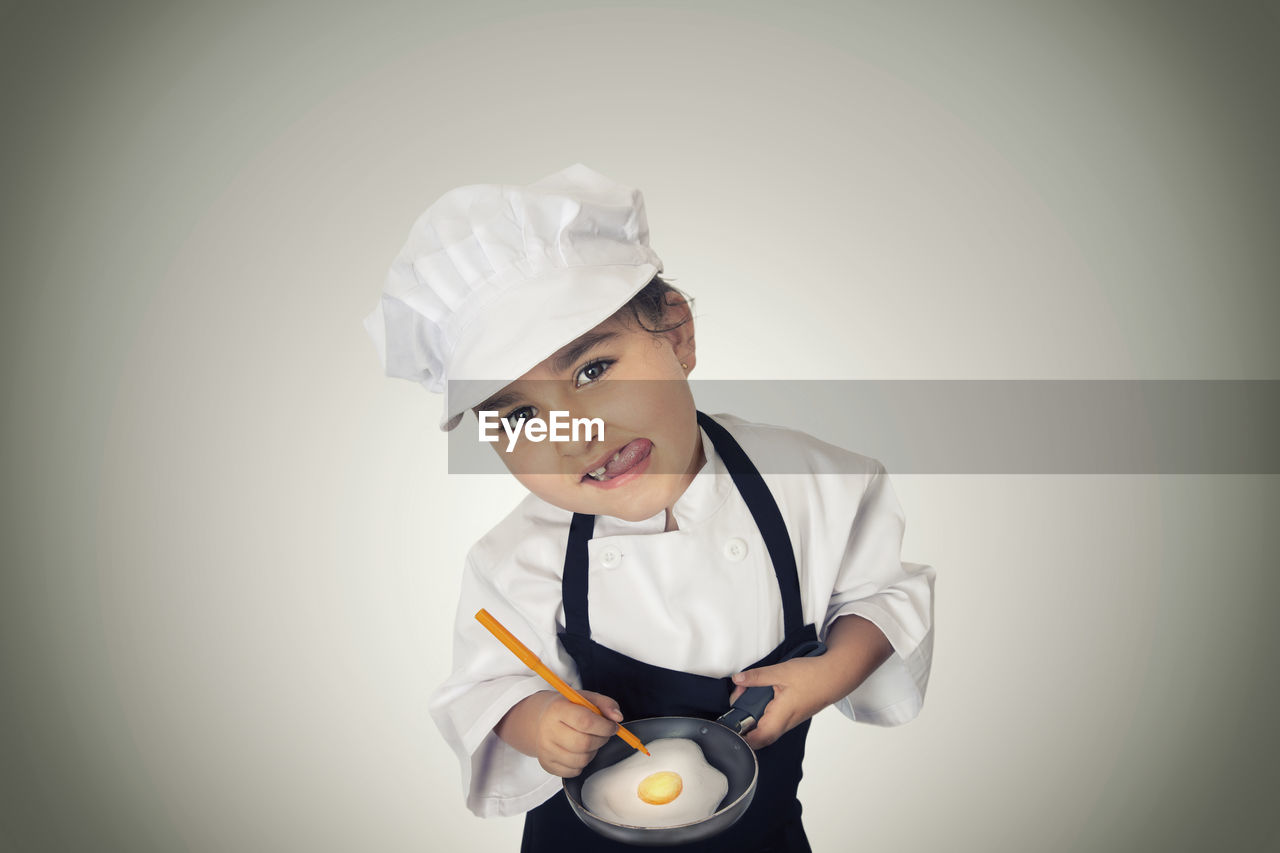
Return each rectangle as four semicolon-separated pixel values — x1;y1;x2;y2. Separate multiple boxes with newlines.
580;438;654;485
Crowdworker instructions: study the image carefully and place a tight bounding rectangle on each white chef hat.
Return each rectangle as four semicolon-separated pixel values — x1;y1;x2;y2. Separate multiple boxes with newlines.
364;164;664;431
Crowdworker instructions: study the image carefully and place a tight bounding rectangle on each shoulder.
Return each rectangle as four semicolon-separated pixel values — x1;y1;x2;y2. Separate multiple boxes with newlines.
706;412;896;530
463;492;573;592
707;412;886;479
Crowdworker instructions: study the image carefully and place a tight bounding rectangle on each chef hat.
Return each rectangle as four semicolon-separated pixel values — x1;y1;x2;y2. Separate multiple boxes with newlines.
364;164;664;431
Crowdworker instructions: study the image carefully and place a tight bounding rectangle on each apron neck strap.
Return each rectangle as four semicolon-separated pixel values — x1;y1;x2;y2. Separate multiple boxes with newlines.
694;412;804;638
562;512;595;640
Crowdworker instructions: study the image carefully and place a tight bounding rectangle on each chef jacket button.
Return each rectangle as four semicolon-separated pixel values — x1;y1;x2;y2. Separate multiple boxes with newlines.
600;546;622;568
723;538;748;562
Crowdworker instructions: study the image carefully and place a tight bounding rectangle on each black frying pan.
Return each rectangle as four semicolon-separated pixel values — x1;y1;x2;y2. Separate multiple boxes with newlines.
562;640;825;846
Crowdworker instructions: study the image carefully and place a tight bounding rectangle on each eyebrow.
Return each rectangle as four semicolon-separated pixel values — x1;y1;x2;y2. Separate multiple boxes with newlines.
473;329;619;413
475;390;522;413
550;330;619;374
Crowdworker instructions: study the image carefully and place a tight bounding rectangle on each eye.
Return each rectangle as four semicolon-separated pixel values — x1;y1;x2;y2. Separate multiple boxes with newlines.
504;406;536;429
574;359;614;388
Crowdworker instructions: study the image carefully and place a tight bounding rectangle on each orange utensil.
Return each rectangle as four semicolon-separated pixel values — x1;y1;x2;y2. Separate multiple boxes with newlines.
475;608;650;757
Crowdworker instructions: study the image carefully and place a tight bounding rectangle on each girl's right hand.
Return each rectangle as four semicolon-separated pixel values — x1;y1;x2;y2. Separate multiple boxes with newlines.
533;690;623;778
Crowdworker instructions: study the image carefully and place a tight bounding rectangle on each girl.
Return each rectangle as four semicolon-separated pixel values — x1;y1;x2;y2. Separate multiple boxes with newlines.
366;164;935;851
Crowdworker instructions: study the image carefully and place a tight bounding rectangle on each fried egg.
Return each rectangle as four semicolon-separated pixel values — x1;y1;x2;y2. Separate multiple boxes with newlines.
581;737;729;827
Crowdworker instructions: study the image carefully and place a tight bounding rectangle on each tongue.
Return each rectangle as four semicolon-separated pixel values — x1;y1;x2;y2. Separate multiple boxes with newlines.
602;439;653;478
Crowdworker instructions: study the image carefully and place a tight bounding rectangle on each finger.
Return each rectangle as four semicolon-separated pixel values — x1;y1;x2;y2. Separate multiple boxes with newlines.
540;755;585;778
543;734;602;768
548;747;598;775
550;723;611;756
744;701;792;750
563;704;620;737
581;690;625;723
744;718;784;750
731;663;781;689
729;684;745;704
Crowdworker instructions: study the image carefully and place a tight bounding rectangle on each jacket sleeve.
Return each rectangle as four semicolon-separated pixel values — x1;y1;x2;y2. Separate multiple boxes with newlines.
817;463;936;726
427;548;574;817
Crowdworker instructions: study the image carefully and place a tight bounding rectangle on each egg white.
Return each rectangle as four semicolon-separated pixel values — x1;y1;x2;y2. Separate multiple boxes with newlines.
581;737;729;828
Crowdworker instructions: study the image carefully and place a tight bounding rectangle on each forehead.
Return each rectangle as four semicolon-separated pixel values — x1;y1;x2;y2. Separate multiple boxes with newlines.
544;327;623;375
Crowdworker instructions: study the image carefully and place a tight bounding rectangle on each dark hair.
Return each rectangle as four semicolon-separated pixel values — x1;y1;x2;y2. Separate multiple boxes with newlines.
611;275;694;334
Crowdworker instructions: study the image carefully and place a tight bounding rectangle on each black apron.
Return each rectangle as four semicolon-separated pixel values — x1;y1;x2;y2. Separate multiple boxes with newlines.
521;412;817;852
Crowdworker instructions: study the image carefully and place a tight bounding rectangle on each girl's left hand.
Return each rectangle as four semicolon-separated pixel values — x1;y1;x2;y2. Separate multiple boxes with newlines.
727;614;896;750
728;657;841;750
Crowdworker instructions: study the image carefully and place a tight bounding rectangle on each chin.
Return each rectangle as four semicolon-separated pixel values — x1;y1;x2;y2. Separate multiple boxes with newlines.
580;490;669;523
606;506;664;523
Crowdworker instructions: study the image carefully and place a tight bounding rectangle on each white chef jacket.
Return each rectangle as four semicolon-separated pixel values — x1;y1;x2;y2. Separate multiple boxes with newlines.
429;414;935;818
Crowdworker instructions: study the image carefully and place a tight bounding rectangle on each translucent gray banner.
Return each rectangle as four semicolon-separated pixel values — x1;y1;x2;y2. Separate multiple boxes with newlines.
446;381;1279;474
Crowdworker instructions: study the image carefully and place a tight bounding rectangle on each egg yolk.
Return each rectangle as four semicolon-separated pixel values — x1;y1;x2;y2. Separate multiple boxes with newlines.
636;771;683;805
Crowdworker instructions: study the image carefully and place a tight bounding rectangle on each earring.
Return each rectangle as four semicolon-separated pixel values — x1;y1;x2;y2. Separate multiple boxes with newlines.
681;362;688;370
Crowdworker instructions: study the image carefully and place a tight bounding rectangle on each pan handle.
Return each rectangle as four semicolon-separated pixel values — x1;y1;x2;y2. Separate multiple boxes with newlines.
717;639;827;735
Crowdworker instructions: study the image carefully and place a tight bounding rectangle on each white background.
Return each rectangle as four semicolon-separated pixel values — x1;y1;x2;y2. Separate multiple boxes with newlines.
2;3;1277;852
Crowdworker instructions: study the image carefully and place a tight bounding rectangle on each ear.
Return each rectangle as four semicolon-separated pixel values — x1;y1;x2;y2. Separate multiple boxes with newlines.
660;293;696;373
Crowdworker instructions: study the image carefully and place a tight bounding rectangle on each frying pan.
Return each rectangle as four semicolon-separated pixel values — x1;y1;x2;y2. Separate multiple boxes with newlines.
562;640;825;846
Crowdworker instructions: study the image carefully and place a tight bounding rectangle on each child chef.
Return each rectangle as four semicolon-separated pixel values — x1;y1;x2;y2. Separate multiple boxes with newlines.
365;164;935;851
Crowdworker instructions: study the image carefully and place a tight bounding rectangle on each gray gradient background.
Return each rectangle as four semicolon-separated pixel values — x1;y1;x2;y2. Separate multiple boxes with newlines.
2;2;1278;852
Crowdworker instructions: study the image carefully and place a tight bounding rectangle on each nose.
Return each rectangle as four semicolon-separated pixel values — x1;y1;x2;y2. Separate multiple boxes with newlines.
553;410;605;462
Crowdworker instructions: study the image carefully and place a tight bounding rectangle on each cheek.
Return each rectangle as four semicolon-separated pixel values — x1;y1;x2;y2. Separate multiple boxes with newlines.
630;381;698;435
495;438;564;482
599;372;695;422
